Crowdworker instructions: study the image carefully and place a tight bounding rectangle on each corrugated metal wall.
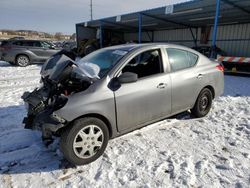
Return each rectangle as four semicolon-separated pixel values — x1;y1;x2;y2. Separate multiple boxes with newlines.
210;24;250;57
124;23;250;57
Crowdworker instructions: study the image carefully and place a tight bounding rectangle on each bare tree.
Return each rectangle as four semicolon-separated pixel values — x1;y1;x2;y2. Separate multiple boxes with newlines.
55;32;63;40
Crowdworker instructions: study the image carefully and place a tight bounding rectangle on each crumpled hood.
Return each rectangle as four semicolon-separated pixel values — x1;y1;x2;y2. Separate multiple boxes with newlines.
75;60;100;79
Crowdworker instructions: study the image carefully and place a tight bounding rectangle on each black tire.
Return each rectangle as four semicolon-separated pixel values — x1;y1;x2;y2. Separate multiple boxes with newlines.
15;55;30;67
191;88;213;118
60;117;109;166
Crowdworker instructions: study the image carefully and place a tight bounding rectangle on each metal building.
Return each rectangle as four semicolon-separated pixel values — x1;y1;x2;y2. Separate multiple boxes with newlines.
76;0;250;58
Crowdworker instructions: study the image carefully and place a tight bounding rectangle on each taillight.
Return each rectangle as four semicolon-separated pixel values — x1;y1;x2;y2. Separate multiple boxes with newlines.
216;64;224;72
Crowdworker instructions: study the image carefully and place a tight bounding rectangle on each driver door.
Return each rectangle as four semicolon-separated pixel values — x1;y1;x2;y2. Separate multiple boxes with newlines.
114;49;172;132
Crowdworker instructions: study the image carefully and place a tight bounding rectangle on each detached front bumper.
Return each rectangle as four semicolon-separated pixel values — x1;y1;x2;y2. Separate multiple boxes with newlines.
22;90;68;139
23;108;67;139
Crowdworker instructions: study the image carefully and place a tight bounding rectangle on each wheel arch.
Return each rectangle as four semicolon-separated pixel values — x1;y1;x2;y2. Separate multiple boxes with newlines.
203;85;215;99
191;85;215;109
61;113;113;138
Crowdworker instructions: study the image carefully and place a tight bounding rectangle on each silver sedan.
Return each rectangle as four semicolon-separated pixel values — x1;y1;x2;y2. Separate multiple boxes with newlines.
23;43;224;165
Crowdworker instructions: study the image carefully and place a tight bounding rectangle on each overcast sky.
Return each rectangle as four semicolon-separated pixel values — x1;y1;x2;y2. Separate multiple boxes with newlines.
0;0;188;34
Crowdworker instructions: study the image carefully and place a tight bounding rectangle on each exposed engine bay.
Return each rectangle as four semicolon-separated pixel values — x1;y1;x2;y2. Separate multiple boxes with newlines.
22;53;98;140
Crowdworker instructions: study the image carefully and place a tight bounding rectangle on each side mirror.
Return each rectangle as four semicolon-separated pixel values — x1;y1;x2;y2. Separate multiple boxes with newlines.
118;72;138;83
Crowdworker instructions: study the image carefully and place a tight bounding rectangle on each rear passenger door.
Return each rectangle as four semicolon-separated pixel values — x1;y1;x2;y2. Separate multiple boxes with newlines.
165;48;201;113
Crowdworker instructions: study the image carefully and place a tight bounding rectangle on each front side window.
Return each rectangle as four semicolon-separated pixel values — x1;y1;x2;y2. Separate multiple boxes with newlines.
166;48;198;72
122;49;163;78
41;41;51;48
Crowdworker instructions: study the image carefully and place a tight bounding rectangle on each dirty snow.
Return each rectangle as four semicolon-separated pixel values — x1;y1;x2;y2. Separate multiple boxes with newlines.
0;60;249;188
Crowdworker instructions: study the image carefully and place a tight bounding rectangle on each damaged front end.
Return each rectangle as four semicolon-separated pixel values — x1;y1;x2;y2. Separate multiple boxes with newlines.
22;54;98;140
22;87;68;140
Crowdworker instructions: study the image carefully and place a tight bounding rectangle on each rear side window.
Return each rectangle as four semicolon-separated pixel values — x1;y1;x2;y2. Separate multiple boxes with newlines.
33;41;42;47
22;41;35;47
166;48;198;72
13;41;23;46
188;52;198;67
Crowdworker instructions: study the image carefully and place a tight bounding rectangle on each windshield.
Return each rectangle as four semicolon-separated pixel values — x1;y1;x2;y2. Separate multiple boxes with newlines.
77;48;128;78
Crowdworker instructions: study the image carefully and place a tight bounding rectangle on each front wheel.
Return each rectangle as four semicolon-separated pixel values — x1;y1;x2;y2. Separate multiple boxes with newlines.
191;88;213;118
60;117;109;165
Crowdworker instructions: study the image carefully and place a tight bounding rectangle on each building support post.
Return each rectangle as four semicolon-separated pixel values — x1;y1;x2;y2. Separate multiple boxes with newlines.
195;28;198;45
189;28;197;47
211;0;221;58
138;13;142;43
100;22;103;48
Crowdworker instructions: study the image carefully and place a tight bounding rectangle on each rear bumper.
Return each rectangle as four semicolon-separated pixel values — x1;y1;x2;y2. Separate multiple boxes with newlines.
214;72;224;98
1;52;15;62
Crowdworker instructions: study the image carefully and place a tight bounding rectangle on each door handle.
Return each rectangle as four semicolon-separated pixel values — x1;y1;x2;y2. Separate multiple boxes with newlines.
157;83;167;89
197;74;203;79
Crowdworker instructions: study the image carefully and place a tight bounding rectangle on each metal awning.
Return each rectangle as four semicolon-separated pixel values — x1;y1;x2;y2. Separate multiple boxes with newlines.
77;0;250;31
76;0;250;56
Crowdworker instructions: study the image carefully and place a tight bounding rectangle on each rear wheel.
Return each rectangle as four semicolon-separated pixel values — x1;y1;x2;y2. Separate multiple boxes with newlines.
191;88;213;118
60;117;109;165
15;55;30;67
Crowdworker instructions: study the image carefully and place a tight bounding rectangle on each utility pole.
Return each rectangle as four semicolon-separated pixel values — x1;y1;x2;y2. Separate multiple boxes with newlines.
90;0;93;20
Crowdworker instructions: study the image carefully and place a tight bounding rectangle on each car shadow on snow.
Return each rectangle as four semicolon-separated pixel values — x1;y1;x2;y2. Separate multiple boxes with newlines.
171;111;195;120
224;74;250;97
0;61;13;67
0;104;76;175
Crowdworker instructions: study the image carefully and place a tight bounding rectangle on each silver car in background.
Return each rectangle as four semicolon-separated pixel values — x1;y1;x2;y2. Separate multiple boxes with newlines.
22;43;224;165
0;40;60;66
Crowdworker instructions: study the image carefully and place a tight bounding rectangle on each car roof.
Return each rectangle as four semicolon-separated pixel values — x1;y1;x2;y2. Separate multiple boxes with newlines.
8;39;46;42
104;43;197;53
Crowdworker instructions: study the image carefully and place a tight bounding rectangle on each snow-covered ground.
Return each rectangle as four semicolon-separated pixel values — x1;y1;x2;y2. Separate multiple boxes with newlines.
0;60;249;188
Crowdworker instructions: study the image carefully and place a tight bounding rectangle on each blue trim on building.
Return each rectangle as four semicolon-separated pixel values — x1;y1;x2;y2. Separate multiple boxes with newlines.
138;13;142;44
211;0;221;57
100;22;103;48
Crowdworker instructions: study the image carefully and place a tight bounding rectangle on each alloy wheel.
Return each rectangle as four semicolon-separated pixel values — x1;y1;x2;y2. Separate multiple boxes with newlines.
73;125;104;159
